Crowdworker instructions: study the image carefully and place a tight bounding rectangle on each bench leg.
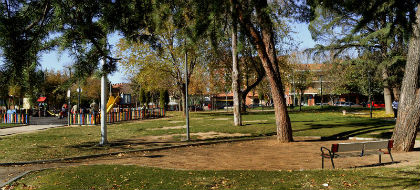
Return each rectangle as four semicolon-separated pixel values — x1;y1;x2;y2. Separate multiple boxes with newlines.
389;149;394;163
322;157;324;169
330;157;335;169
379;154;381;164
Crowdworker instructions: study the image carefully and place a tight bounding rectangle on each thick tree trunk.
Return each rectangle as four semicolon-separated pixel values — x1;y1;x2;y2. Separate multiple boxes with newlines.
391;3;420;151
231;7;242;126
233;0;293;142
392;87;400;99
382;68;393;114
383;87;393;114
268;69;293;142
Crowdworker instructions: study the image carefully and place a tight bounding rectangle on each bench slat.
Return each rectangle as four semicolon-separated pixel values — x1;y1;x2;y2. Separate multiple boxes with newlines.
336;142;364;152
364;141;389;150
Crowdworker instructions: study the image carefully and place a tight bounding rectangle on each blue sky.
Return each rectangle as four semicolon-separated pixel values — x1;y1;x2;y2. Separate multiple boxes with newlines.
39;23;316;84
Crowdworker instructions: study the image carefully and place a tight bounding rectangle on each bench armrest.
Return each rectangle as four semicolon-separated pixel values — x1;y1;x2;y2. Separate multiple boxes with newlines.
321;146;333;158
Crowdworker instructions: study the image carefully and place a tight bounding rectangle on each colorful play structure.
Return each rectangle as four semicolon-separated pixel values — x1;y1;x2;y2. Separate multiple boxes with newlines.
0;113;29;124
68;95;165;125
106;95;120;113
0;95;166;126
68;108;165;125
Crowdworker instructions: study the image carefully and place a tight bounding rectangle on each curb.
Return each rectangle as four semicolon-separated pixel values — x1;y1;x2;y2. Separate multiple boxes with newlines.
0;168;49;188
0;124;66;137
348;137;388;141
0;135;272;166
0;170;32;188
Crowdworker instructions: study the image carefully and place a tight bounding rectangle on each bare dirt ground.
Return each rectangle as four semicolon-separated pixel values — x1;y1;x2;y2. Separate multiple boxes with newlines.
78;137;418;171
1;137;419;184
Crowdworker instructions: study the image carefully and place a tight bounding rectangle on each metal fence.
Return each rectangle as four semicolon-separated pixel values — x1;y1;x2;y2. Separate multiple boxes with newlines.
0;113;29;124
69;108;165;125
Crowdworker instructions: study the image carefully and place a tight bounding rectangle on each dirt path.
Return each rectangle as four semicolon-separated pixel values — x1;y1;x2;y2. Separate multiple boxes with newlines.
78;137;418;170
1;137;418;185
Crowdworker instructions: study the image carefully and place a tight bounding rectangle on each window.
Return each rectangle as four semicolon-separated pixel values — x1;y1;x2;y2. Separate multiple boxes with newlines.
121;94;131;104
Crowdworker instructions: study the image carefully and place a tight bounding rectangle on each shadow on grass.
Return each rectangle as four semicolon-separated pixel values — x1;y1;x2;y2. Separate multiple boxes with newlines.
243;123;271;126
68;139;179;150
370;132;393;139
364;169;420;189
351;161;401;168
294;119;394;140
288;106;384;113
194;111;275;117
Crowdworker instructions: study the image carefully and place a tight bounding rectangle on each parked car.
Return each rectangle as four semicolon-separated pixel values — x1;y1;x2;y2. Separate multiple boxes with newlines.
315;103;330;106
334;101;346;106
367;101;385;108
334;102;359;107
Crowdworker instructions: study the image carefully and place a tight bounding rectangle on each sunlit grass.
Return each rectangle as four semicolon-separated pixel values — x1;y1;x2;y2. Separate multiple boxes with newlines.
0;110;396;162
12;165;420;190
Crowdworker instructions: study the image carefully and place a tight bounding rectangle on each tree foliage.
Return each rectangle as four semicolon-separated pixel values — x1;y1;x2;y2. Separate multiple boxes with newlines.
0;0;56;99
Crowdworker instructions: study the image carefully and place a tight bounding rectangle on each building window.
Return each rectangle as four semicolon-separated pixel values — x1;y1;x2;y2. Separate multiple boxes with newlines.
121;94;131;104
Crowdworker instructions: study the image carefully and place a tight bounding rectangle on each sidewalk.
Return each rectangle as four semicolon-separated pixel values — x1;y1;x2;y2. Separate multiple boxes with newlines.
0;124;64;136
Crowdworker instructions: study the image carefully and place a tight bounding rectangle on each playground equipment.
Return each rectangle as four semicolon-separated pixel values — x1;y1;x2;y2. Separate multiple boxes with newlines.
1;113;29;124
68;108;165;125
106;95;120;113
47;110;59;117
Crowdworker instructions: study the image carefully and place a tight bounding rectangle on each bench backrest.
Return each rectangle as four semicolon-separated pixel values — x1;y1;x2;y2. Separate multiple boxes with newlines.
331;140;393;153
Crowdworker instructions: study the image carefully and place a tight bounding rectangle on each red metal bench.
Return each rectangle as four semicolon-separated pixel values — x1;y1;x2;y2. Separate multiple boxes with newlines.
321;140;394;169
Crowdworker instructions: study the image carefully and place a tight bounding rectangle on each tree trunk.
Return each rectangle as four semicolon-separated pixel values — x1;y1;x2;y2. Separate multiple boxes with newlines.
391;3;420;151
392;87;400;99
382;68;393;114
231;6;242;126
269;71;293;142
233;0;292;142
383;87;393;114
298;91;302;111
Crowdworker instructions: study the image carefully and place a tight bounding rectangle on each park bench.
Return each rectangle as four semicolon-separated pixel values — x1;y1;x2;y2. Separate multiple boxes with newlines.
321;140;394;169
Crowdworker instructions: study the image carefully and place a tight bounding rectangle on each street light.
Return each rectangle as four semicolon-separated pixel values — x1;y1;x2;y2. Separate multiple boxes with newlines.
67;67;71;126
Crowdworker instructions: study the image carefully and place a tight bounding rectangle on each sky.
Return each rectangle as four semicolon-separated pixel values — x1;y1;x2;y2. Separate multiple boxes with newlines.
39;23;316;84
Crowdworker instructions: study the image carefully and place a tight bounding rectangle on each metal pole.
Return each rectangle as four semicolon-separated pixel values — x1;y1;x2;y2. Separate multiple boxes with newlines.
292;72;296;106
68;68;71;126
185;46;190;141
225;72;228;111
226;92;228;111
320;75;323;109
368;71;372;118
78;80;80;115
100;59;108;145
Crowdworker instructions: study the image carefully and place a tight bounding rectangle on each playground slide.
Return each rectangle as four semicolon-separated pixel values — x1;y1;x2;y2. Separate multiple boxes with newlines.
47;110;59;117
106;95;120;113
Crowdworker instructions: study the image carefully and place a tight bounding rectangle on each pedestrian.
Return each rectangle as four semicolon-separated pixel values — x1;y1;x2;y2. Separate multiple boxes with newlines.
392;98;399;120
90;101;98;116
71;105;78;114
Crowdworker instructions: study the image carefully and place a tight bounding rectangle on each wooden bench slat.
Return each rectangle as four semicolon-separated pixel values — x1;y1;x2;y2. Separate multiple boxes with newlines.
364;140;389;150
336;142;364;152
321;140;394;169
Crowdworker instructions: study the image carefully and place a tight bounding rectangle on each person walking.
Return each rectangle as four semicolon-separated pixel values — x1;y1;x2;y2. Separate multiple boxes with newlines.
90;101;98;115
392;99;399;120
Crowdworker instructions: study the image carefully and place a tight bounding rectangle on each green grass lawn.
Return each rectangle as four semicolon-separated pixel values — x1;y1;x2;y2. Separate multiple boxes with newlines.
0;110;397;162
12;164;420;190
0;123;23;128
